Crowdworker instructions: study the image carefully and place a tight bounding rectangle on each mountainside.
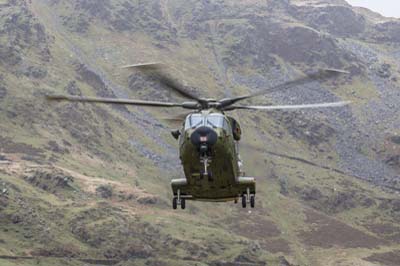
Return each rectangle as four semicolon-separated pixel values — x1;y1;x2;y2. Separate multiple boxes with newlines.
0;0;400;265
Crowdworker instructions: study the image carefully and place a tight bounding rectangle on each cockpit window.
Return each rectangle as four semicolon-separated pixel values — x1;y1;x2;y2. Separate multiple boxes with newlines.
185;114;204;130
206;114;224;128
184;113;231;133
206;114;231;134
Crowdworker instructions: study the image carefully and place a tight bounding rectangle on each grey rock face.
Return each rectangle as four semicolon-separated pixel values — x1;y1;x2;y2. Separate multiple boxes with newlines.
291;5;367;37
0;85;6;99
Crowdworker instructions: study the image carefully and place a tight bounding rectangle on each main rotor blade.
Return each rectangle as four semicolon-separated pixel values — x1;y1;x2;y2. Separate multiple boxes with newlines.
160;112;191;125
46;94;183;107
122;63;201;101
230;101;351;111
121;62;164;69
219;69;349;108
161;112;191;121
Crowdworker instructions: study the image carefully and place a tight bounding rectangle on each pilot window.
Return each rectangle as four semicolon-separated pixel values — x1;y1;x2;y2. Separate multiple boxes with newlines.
206;114;231;134
185;114;204;130
206;115;224;128
185;114;232;133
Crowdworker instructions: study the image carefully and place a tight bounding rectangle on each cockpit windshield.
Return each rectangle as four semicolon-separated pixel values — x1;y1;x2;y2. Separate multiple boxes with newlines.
184;113;231;132
206;114;224;128
185;114;204;130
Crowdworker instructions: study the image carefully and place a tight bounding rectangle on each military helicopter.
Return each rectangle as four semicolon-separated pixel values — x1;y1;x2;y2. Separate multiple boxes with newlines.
47;63;350;210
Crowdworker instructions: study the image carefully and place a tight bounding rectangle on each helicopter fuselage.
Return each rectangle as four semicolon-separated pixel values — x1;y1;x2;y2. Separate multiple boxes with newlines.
171;109;256;205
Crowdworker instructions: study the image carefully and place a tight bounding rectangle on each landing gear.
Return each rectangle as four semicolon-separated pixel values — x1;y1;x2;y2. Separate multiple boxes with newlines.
250;195;255;208
242;195;246;208
181;198;186;209
172;197;177;210
240;188;255;208
172;189;186;210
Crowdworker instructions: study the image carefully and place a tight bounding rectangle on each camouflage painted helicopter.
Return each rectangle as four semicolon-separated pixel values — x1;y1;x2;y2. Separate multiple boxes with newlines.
47;63;349;210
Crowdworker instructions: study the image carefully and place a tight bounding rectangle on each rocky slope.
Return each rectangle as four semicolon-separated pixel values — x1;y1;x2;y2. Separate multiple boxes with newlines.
0;0;400;265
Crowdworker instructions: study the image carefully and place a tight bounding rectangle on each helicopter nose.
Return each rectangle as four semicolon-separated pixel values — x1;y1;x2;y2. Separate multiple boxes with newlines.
190;126;218;148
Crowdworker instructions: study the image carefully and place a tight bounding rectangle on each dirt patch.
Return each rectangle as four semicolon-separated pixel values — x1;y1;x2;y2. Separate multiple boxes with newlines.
231;217;281;239
364;251;400;266
0;136;45;161
23;168;74;193
31;244;83;258
96;184;113;199
45;141;69;154
260;238;291;254
294;186;376;214
299;209;385;249
226;214;291;253
379;199;400;221
56;166;156;204
68;206;154;259
57;166;133;194
365;223;400;243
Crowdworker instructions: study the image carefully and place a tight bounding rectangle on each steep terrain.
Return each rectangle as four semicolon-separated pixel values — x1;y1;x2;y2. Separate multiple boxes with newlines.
0;0;400;265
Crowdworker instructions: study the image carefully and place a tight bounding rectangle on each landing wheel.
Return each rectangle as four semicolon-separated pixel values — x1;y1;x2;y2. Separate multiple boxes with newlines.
241;195;247;208
250;195;255;208
181;198;186;209
172;197;177;210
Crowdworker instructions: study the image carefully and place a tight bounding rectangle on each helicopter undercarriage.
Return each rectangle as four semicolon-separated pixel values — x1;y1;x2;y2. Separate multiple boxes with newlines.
171;185;256;209
237;187;255;208
171;170;256;210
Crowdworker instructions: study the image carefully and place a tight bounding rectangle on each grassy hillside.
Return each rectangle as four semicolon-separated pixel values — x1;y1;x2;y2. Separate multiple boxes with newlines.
1;0;400;265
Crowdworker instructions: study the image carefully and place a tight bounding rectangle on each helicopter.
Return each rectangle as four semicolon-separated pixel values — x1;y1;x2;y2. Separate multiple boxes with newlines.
47;63;350;210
